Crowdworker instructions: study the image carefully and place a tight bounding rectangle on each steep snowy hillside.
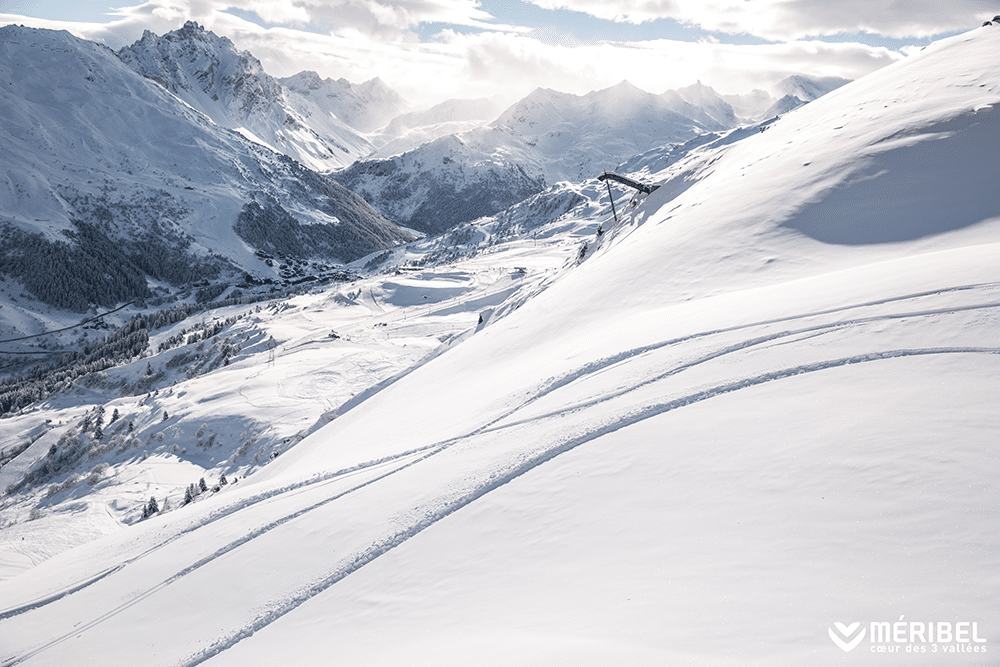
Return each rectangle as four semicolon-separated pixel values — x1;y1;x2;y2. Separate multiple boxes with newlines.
0;26;411;325
118;22;376;172
1;24;999;667
336;80;743;235
280;71;408;135
0;178;599;580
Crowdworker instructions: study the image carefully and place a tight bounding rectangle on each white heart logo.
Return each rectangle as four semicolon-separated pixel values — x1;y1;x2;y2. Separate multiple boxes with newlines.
829;621;866;652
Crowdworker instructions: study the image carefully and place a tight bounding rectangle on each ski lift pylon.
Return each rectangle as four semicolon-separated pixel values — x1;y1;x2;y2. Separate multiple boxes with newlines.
598;171;659;224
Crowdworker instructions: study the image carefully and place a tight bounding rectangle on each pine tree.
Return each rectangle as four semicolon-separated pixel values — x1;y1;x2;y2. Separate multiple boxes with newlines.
219;474;228;486
199;477;208;493
142;496;159;519
110;408;120;423
183;484;194;505
162;410;169;422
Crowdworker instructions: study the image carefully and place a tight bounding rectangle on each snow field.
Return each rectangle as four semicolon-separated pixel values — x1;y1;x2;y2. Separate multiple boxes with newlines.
3;234;996;666
0;24;998;667
0;223;584;581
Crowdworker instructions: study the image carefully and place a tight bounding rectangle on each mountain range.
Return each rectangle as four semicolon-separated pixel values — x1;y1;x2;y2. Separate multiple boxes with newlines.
0;16;998;667
333;77;842;235
114;22;848;236
117;22;406;172
0;23;411;324
1;20;845;326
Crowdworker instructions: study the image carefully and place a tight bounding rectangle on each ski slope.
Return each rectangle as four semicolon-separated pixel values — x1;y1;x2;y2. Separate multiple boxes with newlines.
1;25;999;667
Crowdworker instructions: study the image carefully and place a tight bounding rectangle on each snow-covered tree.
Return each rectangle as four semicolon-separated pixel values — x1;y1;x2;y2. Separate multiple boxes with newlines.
141;496;159;519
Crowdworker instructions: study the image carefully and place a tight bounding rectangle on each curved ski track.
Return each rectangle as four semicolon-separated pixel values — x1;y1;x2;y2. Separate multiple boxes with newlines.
2;283;999;667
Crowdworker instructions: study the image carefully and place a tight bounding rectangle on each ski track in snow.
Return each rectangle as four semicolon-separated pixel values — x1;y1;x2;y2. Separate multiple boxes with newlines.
486;297;1000;431
0;449;449;666
177;348;1000;667
0;444;443;623
2;283;999;667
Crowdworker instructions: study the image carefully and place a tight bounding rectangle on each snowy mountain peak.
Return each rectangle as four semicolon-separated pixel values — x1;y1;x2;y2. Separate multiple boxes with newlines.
673;80;739;126
675;79;720;101
0;25;411;312
776;74;850;102
281;69;327;91
720;87;775;120
340;78;758;234
356;76;395;98
118;25;381;171
280;71;408;133
605;79;645;95
118;22;284;125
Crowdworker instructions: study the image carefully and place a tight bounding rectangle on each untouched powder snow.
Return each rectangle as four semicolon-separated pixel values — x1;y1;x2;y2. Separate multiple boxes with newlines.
1;25;999;667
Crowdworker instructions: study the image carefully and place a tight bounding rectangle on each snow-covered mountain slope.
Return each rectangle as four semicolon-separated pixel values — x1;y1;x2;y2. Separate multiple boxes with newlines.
757;74;852;119
0;187;597;579
719;75;851;122
778;73;851;102
668;80;739;127
493;80;735;182
117;22;377;172
280;70;408;135
721;87;775;119
334;131;547;236
2;25;999;667
0;25;411;319
336;80;744;235
371;97;506;158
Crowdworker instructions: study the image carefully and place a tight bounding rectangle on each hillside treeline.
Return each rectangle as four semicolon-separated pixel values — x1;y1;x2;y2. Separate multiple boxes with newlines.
0;220;228;312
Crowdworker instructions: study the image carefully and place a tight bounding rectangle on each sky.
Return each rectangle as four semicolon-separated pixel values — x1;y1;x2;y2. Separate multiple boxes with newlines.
0;0;995;108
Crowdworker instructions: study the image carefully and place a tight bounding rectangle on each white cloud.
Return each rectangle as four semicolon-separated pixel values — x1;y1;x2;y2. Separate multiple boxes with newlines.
224;0;502;34
230;1;310;25
222;25;902;107
448;31;901;101
524;0;995;40
1;0;905;109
